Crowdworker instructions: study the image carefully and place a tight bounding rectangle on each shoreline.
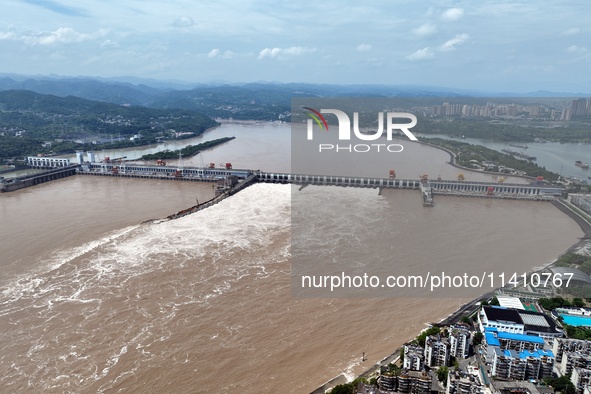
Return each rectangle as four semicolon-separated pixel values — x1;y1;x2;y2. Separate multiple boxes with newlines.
312;197;591;394
309;294;489;394
416;139;538;183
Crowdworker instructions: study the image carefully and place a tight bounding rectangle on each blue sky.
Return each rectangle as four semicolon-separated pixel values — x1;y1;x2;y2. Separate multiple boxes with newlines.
1;1;590;92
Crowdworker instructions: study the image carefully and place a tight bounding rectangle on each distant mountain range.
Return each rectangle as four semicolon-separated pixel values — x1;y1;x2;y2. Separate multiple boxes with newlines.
0;73;588;121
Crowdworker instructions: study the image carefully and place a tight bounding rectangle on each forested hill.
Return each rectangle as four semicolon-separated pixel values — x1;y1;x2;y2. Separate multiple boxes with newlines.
0;77;159;106
0;75;477;121
0;90;219;161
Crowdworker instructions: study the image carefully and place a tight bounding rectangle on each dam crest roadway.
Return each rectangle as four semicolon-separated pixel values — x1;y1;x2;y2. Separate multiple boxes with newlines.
2;162;565;208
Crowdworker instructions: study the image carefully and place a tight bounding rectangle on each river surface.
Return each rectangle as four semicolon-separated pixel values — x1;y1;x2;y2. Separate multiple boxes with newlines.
0;122;584;393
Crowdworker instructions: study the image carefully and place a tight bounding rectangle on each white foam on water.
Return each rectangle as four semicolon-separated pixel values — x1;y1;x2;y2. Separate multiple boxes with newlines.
292;185;390;260
0;224;140;303
2;184;291;305
49;225;141;270
343;359;362;382
0;183;293;392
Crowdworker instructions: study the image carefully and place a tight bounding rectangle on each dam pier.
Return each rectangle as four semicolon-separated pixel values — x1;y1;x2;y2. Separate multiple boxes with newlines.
2;158;565;208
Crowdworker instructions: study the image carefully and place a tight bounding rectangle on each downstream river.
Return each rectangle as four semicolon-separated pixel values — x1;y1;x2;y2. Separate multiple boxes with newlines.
0;121;583;393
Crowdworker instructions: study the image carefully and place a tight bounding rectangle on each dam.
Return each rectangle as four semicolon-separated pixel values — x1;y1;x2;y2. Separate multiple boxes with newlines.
2;162;565;207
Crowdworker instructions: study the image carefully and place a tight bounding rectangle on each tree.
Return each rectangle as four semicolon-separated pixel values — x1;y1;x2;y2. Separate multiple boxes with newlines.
329;378;367;394
544;375;576;394
388;363;401;376
573;298;585;307
539;297;571;311
461;315;471;325
490;296;500;306
416;327;441;347
437;366;449;386
329;384;353;394
473;332;484;346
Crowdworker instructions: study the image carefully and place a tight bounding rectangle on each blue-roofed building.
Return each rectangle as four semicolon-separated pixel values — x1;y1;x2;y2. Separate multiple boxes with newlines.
483;328;501;364
485;331;501;347
495;331;546;349
483;327;546;364
491;347;555;380
484;327;554;379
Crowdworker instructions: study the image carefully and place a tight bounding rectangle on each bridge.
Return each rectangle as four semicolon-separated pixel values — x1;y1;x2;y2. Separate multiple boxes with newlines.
3;163;565;207
256;172;564;204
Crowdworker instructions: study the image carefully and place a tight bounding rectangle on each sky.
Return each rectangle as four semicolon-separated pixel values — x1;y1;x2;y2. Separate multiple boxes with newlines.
1;0;590;93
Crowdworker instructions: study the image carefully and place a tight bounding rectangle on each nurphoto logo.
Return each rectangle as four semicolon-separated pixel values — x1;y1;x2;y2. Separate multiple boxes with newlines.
303;107;418;153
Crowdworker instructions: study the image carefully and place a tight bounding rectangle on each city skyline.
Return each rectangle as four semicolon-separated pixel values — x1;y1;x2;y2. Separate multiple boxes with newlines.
1;1;590;93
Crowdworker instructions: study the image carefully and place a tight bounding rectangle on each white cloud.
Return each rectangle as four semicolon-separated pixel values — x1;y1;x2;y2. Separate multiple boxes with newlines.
22;27;107;45
406;47;434;61
100;40;119;48
567;45;588;54
173;16;194;28
282;47;304;55
258;47;281;59
222;50;235;59
207;48;220;58
441;8;464;21
412;23;437;37
0;31;16;40
39;27;89;44
440;33;469;51
258;46;315;59
356;43;372;52
563;27;580;36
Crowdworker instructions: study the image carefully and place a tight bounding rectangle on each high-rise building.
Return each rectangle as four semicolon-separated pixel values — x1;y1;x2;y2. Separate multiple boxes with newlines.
449;325;471;359
572;99;588;116
424;335;450;367
404;344;426;371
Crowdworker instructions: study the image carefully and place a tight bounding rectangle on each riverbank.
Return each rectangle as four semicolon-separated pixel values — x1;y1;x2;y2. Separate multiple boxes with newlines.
418;138;538;183
310;293;488;394
552;199;591;239
139;136;236;161
314;197;591;394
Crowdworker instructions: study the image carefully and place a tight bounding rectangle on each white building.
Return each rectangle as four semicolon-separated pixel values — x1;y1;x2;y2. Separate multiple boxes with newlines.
424;335;450;367
553;338;591;364
478;305;562;339
491;348;554;380
479;306;524;334
572;367;591;394
27;156;71;168
449;326;471;359
403;344;425;371
561;352;591;376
